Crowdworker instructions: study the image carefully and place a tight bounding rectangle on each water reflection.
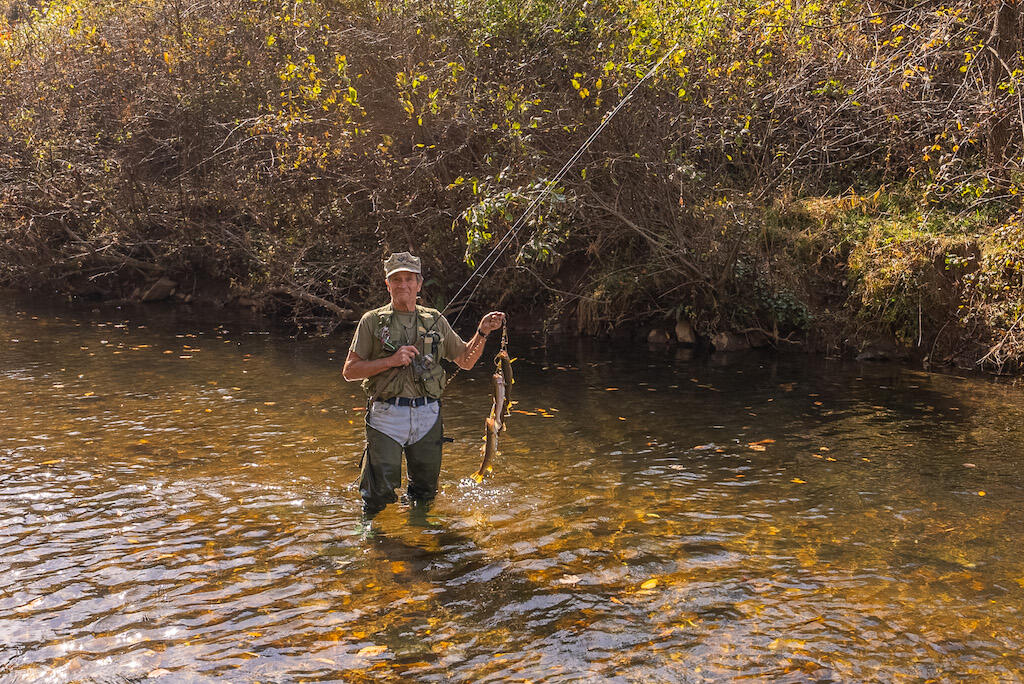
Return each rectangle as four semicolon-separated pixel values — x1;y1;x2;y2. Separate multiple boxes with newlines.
1;296;1023;681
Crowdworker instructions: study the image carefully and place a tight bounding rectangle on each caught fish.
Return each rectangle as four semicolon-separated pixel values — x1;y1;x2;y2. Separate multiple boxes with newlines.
491;368;506;432
471;416;500;483
495;350;515;428
496;349;514;386
471;350;514;481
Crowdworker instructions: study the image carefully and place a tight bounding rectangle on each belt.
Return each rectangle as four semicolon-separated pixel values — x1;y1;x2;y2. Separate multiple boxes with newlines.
382;396;438;407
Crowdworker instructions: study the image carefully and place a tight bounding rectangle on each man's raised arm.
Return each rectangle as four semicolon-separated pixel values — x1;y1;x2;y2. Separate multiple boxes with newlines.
453;311;506;370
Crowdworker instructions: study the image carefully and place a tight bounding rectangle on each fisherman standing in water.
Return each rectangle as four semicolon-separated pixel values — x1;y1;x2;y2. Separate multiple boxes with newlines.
343;251;506;519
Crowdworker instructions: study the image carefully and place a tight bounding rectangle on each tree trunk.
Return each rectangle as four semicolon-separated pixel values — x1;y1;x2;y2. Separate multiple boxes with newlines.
989;0;1021;168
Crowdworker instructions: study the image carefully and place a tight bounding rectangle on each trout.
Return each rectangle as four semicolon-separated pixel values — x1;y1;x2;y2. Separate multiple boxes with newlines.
490;368;506;431
472;416;500;483
471;351;515;482
471;366;506;481
496;349;514;386
494;350;515;429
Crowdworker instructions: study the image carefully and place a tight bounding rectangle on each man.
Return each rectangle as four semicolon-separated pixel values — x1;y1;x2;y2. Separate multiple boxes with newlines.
343;251;505;518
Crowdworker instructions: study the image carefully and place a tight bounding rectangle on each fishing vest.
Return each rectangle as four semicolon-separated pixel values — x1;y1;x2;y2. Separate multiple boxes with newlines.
361;303;448;400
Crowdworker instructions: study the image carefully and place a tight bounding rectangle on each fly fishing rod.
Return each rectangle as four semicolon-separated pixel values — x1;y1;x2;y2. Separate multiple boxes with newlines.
445;42;681;327
455;43;686;483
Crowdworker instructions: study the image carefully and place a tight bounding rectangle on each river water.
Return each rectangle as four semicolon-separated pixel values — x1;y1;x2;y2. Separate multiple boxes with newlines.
1;296;1023;682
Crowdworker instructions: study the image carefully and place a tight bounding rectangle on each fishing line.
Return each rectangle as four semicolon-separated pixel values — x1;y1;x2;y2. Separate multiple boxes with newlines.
445;42;680;326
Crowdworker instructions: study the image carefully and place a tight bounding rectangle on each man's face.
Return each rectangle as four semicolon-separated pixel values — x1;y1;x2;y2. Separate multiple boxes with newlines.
386;271;422;303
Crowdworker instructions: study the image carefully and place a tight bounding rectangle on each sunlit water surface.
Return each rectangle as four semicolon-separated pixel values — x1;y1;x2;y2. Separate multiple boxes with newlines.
2;296;1024;682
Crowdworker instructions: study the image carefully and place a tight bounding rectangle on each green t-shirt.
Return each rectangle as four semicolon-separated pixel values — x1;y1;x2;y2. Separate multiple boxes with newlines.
349;305;466;398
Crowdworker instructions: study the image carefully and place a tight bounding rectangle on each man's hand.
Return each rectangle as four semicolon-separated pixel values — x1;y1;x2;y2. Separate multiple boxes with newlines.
452;311;506;371
344;349;414;381
389;345;419;367
478;311;506;336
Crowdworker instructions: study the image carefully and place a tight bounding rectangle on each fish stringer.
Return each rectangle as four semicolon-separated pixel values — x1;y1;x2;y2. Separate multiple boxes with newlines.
471;318;514;482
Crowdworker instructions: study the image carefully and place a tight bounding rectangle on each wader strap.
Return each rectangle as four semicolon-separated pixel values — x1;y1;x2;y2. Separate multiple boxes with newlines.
355;366;402;486
353;442;368;488
369;367;401;405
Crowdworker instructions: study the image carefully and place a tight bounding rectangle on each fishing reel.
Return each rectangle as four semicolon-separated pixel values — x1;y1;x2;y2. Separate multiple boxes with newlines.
411;353;435;378
383;337;434;377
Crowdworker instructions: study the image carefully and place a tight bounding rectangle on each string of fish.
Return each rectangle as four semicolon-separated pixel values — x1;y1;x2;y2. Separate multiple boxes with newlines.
471;322;514;483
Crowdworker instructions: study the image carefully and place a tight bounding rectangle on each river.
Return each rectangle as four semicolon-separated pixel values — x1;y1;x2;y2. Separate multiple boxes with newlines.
2;296;1023;682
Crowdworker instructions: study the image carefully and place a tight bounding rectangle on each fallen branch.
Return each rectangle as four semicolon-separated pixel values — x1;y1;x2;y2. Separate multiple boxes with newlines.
70;251;165;274
736;326;800;345
977;309;1024;370
60;219;164;274
268;285;358;320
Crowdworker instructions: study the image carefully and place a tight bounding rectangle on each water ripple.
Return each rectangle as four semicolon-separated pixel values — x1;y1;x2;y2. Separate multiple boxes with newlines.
2;301;1024;680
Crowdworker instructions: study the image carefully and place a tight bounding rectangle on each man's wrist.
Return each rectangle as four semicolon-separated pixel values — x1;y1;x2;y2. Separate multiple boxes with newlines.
477;328;488;338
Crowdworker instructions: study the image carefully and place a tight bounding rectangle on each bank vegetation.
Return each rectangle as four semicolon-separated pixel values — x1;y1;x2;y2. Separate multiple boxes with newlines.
1;0;1023;370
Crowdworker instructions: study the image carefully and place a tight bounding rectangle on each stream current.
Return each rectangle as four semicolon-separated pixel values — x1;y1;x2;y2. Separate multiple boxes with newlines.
1;297;1023;682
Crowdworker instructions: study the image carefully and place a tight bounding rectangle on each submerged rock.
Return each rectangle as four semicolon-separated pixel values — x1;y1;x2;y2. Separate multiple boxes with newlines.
675;318;696;345
711;331;750;352
856;338;909;362
747;330;772;348
141;277;176;302
647;328;671;345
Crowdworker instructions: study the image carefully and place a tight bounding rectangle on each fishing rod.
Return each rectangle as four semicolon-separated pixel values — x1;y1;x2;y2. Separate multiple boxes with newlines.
374;44;682;482
393;40;679;376
444;42;681;327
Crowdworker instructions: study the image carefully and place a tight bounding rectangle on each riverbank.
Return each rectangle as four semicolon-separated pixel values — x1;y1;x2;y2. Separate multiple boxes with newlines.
1;1;1021;371
2;268;1015;385
7;176;1023;375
